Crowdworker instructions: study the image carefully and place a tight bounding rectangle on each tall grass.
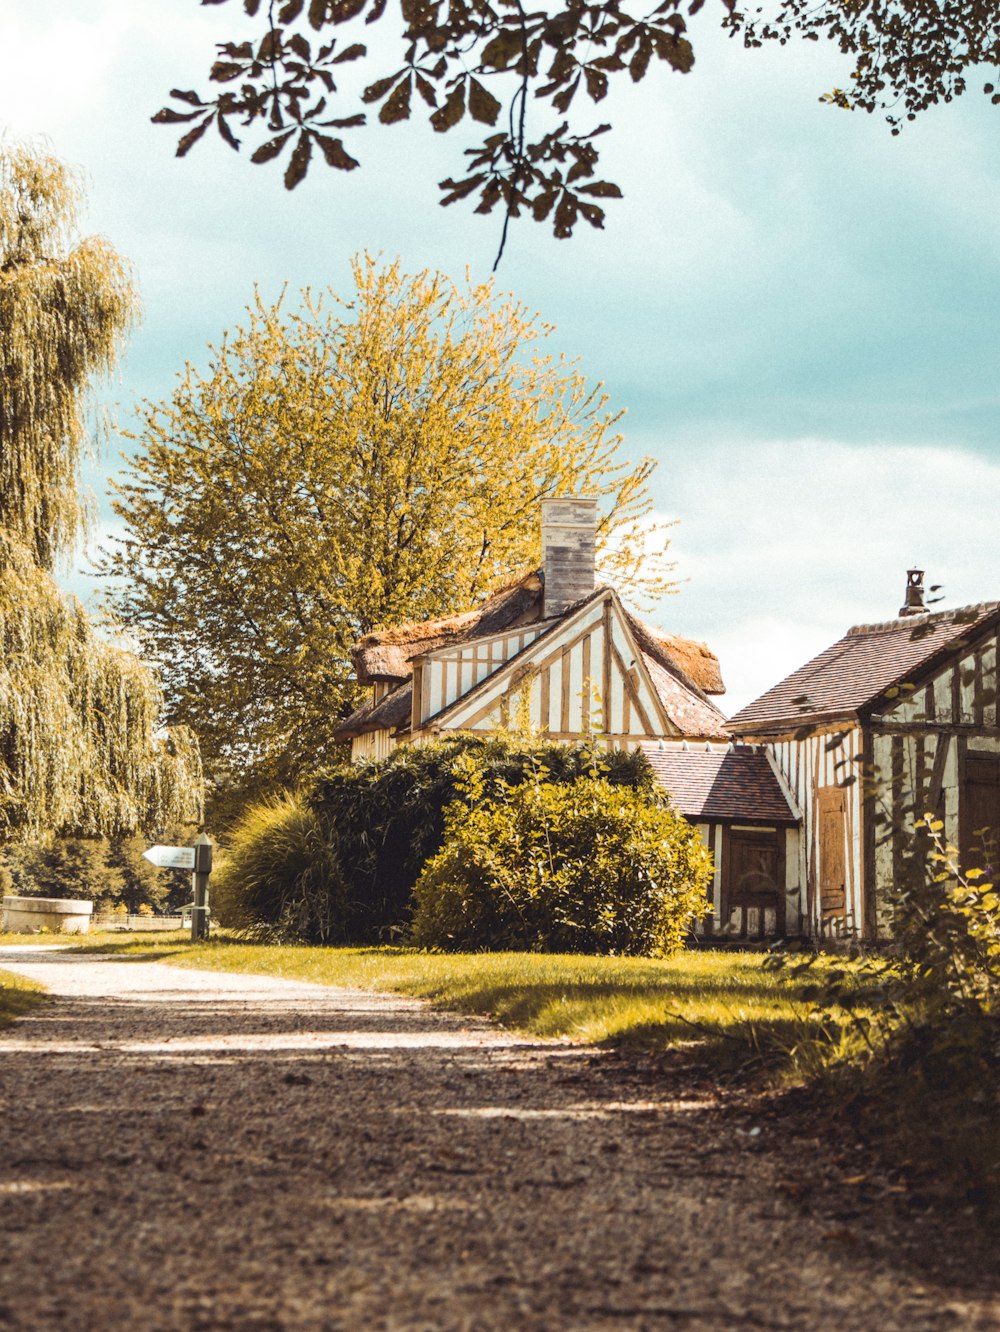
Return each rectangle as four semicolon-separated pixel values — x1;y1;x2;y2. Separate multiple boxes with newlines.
210;794;345;941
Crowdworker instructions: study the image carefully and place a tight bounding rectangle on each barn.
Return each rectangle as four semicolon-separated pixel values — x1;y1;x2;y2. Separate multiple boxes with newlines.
727;574;1000;941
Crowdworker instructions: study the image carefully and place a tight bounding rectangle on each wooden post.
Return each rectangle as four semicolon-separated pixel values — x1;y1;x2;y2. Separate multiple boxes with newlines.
191;833;213;942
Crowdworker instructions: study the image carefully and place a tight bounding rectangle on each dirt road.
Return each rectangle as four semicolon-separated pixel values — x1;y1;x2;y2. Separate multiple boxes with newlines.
0;945;995;1330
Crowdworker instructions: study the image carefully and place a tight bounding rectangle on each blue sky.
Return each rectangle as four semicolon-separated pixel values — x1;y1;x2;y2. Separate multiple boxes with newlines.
3;0;998;712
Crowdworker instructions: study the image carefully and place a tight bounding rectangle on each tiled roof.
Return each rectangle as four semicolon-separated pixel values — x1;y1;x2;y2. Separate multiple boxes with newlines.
728;602;1000;732
641;745;797;823
641;653;729;740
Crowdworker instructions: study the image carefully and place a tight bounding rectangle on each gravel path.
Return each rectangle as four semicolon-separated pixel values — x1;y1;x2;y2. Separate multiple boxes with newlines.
0;946;996;1331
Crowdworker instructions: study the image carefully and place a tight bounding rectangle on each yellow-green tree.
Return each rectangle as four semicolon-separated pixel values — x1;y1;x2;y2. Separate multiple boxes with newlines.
0;144;202;843
108;254;671;797
0;146;136;571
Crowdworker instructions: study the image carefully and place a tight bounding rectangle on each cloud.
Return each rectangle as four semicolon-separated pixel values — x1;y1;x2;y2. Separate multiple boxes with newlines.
646;438;1000;714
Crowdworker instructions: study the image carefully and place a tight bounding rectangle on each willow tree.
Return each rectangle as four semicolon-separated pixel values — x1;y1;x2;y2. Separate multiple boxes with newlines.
107;254;672;795
0;144;203;843
0;145;137;571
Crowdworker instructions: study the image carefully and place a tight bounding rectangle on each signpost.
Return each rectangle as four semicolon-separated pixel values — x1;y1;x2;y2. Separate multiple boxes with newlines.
143;845;196;870
143;834;213;941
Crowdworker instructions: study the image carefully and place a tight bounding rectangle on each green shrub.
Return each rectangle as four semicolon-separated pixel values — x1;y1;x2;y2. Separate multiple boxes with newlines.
410;773;712;955
309;735;656;941
211;793;347;942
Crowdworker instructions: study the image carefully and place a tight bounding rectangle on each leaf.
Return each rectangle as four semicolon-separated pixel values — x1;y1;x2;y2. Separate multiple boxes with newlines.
316;135;360;169
554;192;577;238
414;73;438;108
279;0;305;20
629;38;652;83
578;180;622;198
481;29;523;70
468;79;501;126
210;62;246;82
379;78;413;124
170;89;207;106
438;172;486;205
176;117;213;158
584;68;608;101
243;0;263;14
284;132;313;188
216;115;241;150
333;42;367;63
362;74;399;103
308;0;329;29
552;77;580;114
151;107;205;125
430;83;465;132
250;130;295;163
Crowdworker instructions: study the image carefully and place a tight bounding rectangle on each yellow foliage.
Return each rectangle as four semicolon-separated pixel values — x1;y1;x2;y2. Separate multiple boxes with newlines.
108;254;673;789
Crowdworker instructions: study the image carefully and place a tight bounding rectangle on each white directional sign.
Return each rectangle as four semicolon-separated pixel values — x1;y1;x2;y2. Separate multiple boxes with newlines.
143;844;196;870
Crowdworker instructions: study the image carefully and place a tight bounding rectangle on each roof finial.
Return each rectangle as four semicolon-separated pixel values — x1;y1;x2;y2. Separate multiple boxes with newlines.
899;567;927;618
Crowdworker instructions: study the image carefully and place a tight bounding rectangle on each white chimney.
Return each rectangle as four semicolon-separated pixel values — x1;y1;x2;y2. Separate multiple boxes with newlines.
541;497;598;619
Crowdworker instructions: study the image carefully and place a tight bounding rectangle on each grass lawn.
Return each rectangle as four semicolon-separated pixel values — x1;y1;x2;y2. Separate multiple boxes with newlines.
59;934;836;1072
0;969;47;1027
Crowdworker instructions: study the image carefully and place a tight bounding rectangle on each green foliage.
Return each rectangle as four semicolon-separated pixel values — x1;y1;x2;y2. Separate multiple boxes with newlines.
411;772;712;955
2;826;196;912
220;736;658;944
0;142;204;847
0;144;137;570
0;532;203;842
210;793;346;942
106;257;669;799
312;735;656;943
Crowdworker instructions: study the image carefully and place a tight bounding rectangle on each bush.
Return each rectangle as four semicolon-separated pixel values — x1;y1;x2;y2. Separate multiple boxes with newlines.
210;793;346;941
410;773;712;955
309;735;656;942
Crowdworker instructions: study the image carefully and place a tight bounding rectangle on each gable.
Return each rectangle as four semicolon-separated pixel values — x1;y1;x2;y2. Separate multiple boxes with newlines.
416;590;724;741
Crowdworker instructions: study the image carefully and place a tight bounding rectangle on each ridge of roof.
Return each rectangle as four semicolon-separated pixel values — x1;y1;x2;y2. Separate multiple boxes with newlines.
845;601;1000;638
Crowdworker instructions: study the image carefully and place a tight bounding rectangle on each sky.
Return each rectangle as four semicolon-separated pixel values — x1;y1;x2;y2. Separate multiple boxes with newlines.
2;0;998;714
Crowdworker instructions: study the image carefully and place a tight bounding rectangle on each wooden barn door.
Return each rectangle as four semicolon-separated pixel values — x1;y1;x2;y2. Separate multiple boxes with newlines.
724;830;785;938
816;787;847;919
962;752;1000;874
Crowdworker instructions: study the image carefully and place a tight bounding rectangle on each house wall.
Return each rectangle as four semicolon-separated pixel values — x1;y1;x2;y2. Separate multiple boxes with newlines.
351;728;397;762
760;727;864;939
415;624;549;728
426;595;671;741
692;821;800;938
867;627;1000;938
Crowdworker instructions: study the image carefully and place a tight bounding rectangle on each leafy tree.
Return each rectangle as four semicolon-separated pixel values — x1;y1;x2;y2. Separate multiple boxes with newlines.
106;255;669;798
156;0;997;253
0;146;136;571
0;143;204;845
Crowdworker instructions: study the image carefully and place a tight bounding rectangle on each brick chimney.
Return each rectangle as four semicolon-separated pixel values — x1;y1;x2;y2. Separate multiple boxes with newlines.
898;567;927;617
541;497;598;619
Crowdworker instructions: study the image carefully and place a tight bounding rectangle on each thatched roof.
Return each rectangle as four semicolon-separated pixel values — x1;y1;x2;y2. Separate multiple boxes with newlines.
628;620;725;696
353;574;544;684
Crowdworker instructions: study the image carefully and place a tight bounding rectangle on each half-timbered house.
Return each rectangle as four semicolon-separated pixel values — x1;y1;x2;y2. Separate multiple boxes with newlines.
334;497;805;941
727;573;1000;941
335;498;730;758
641;741;799;938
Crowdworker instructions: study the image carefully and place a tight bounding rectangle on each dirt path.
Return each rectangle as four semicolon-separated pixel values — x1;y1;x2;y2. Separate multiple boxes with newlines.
0;946;995;1331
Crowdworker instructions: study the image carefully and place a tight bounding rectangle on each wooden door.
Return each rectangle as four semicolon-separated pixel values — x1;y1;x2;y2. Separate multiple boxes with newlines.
725;830;785;936
816;787;847;917
963;752;1000;874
